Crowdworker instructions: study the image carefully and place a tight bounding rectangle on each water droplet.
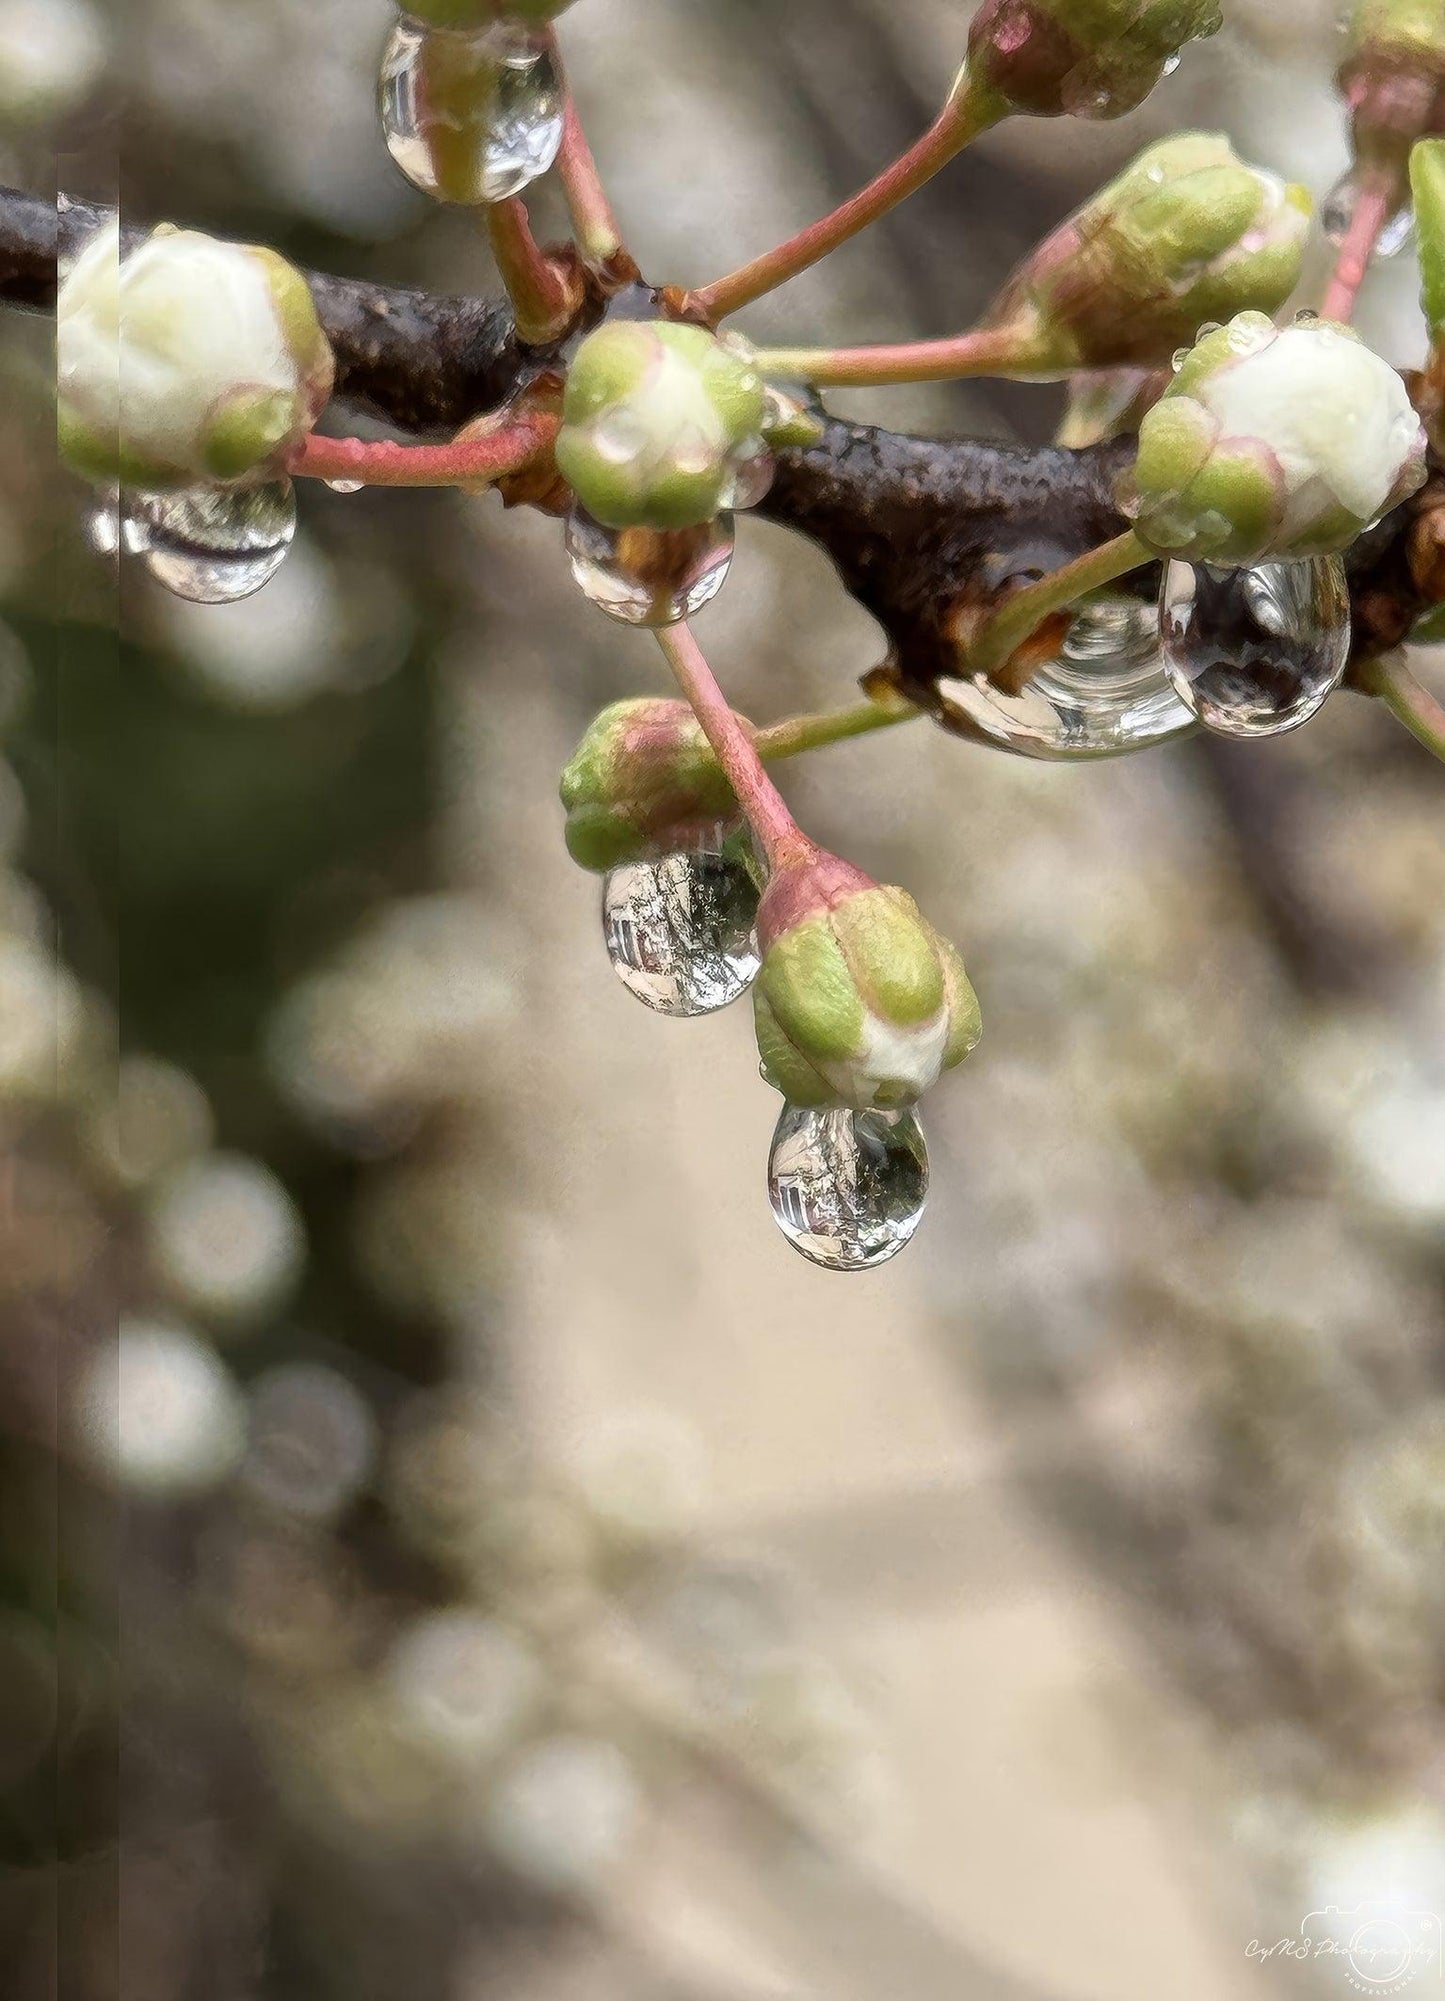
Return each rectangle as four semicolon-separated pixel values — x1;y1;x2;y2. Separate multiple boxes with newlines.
85;488;120;557
566;507;733;627
933;594;1195;761
767;1105;928;1273
125;482;297;603
1160;557;1351;737
1161;52;1182;77
380;19;563;206
720;444;775;512
602;846;760;1017
324;478;365;495
1322;171;1414;259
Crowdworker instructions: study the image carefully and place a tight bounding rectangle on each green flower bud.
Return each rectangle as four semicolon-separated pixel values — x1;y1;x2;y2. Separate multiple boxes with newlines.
401;0;573;26
559;698;741;871
964;0;1222;122
984;134;1310;371
1122;312;1428;566
58;221;334;492
556;321;769;530
1339;0;1445;165
753;850;981;1112
1414;139;1445;340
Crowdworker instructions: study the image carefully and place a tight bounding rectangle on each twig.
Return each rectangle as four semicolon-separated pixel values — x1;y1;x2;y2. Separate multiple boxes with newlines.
1358;650;1445;760
288;410;558;488
550;35;623;265
656;623;806;868
683;80;1001;321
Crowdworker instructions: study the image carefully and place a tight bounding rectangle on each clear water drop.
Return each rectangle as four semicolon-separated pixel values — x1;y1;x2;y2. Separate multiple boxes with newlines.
324;478;365;495
602;846;760;1017
85;488;121;557
932;593;1195;761
566;507;734;628
1160;557;1351;738
1322;171;1414;258
720;444;775;512
767;1105;928;1273
380;19;563;206
127;482;297;603
1161;52;1182;77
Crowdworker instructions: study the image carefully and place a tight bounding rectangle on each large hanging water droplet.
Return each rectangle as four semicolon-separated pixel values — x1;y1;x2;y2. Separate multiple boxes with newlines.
602;846;760;1017
767;1105;928;1272
126;482;297;603
1160;557;1351;738
380;19;563;206
1322;171;1414;258
932;593;1195;761
566;507;734;628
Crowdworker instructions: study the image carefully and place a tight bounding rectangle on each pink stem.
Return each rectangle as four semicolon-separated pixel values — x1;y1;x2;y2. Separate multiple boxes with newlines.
655;623;807;868
755;321;1046;388
1321;170;1398;324
486;199;578;342
288;412;558;488
550;38;622;263
685;84;999;321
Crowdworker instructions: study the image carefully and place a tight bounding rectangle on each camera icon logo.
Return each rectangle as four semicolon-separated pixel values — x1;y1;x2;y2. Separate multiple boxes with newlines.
1302;1906;1443;1993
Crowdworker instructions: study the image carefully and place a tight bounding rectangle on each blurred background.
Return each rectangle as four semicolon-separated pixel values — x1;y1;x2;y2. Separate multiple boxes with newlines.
5;2;1445;1996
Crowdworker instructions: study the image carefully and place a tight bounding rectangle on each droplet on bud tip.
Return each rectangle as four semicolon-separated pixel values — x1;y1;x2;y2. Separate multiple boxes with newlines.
126;481;297;603
566;507;734;628
1160;556;1351;737
379;19;562;206
767;1104;928;1272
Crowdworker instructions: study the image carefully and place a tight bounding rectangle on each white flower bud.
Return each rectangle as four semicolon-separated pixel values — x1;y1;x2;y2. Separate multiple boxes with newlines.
1126;314;1429;565
58;221;334;491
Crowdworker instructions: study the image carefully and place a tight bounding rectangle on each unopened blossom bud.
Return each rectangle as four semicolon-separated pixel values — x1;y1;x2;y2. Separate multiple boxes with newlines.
984;134;1310;371
1414;140;1445;341
1122;312;1428;567
59;221;333;491
559;698;739;871
556;322;768;530
964;0;1222;123
1338;1;1445;169
753;849;981;1112
401;0;572;24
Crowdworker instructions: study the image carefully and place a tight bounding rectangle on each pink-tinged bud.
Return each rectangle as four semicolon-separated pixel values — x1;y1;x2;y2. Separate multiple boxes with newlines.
753;848;981;1111
964;0;1222;123
559;697;742;871
1338;1;1445;169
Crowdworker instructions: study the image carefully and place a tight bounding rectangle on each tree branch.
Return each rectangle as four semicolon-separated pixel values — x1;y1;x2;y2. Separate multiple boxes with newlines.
19;185;1442;710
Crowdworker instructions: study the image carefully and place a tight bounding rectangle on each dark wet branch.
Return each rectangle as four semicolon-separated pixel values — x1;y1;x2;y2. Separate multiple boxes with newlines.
12;185;1441;696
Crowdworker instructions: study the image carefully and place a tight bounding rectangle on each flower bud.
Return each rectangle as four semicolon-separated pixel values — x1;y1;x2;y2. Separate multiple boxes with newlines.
753;850;981;1112
1338;1;1445;169
401;0;572;24
58;221;334;491
559;698;741;871
964;0;1222;122
1414;139;1445;341
556;321;768;531
984;134;1310;370
1122;312;1428;566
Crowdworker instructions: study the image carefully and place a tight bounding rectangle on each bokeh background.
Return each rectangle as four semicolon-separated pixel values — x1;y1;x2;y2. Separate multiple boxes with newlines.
5;2;1445;1997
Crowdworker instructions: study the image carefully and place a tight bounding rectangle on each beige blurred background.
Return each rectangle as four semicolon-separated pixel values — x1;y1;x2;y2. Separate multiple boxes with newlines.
3;3;1445;1999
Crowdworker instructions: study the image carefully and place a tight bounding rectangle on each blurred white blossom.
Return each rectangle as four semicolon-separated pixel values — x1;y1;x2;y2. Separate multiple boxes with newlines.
148;1151;306;1322
77;1316;245;1495
482;1735;642;1893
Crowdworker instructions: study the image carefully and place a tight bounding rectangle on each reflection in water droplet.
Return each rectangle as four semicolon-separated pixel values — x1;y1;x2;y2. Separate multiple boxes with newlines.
128;482;297;603
602;847;760;1017
767;1104;928;1272
933;594;1195;761
566;507;734;627
380;19;562;205
324;479;365;495
1322;171;1414;258
1160;556;1351;737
